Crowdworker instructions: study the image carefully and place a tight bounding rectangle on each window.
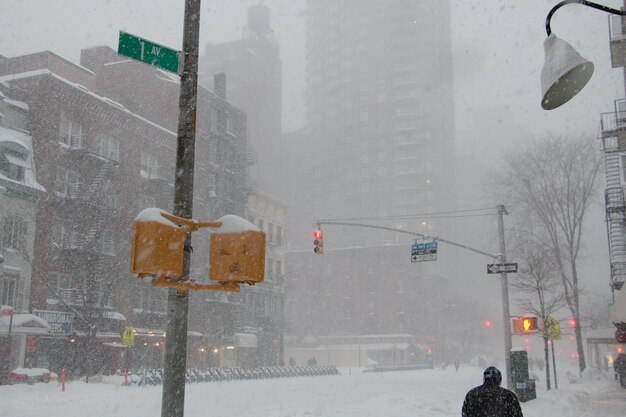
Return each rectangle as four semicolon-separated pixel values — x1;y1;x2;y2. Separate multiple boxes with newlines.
0;149;28;182
210;110;218;133
207;172;217;196
101;180;118;209
276;225;283;246
140;152;159;178
208;141;218;164
54;166;80;198
275;260;282;280
0;274;18;306
51;222;80;249
3;215;26;252
268;222;274;243
98;134;120;162
610;15;625;40
226;117;235;135
59;113;84;149
47;273;74;304
267;258;274;281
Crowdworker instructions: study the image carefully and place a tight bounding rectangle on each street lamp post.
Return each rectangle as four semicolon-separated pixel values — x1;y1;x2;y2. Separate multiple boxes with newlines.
497;205;513;389
541;1;626;110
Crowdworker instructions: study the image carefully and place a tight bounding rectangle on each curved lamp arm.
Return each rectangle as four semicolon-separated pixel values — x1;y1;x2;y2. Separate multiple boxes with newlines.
546;0;626;36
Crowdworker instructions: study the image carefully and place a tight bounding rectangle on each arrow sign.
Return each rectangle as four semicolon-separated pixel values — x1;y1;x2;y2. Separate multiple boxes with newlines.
411;241;438;262
487;263;518;274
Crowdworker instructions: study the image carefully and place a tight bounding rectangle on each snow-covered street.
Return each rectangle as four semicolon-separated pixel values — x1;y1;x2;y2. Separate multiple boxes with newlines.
1;366;624;417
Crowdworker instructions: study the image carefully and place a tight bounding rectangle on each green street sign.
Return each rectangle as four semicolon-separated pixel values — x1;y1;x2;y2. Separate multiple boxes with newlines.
118;31;180;74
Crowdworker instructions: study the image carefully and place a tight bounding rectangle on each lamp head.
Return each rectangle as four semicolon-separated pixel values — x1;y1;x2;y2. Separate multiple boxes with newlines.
541;34;594;110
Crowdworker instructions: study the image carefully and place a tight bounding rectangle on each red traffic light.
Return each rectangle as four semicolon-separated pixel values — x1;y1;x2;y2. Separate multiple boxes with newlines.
484;320;492;328
568;319;576;328
313;229;324;254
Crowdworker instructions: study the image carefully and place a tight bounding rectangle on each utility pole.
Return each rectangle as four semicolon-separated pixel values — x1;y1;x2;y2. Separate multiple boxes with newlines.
161;1;201;416
497;204;513;389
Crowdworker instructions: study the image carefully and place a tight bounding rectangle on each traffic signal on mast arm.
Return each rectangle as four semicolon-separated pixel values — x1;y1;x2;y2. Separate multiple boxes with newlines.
313;229;324;254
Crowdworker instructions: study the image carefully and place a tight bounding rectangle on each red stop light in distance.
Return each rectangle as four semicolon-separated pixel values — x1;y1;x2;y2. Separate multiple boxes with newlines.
484;320;492;328
568;319;576;328
313;229;324;254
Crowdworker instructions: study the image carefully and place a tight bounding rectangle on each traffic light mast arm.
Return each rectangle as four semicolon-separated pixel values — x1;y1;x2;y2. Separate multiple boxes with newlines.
316;220;498;259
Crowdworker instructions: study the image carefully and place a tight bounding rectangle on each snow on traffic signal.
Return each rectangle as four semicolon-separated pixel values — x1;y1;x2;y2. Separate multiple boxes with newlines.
313;229;324;254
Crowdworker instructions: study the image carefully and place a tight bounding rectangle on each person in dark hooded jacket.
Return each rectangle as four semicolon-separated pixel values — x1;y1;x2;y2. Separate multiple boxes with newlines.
462;366;523;417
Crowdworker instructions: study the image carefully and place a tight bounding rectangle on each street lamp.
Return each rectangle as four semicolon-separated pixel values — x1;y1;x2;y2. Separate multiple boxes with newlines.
541;1;626;110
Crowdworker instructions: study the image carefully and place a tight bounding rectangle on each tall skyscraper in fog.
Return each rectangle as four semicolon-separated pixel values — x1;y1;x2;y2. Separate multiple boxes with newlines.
283;0;456;340
294;0;455;247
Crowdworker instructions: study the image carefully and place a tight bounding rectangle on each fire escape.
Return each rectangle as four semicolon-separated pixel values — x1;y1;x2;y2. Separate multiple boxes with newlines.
54;133;119;309
606;14;626;337
600;99;626;292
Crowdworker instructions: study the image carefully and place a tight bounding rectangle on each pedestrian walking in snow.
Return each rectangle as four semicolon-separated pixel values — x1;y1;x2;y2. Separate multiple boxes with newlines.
461;366;523;417
454;358;460;372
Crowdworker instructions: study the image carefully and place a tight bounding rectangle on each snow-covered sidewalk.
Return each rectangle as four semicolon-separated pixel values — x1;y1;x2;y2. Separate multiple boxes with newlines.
1;366;624;417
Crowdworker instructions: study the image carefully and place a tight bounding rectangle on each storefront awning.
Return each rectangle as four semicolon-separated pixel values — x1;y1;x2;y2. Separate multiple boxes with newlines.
0;314;49;335
132;328;204;338
103;311;126;321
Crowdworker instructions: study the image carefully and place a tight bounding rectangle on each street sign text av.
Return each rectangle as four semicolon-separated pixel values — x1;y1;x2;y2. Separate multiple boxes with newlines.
117;31;180;74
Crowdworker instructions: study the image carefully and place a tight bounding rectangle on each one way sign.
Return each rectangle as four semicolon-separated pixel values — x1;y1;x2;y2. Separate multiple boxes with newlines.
487;263;518;274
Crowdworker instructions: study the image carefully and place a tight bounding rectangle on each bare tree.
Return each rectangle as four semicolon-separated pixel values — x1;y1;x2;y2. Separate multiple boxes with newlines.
492;134;602;375
510;226;566;390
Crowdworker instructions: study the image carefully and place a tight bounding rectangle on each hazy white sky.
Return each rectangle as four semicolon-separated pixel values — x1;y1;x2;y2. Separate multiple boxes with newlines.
1;0;623;142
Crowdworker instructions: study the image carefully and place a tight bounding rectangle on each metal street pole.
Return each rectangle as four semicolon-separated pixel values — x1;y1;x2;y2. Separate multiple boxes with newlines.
497;204;513;389
551;341;558;389
161;0;201;416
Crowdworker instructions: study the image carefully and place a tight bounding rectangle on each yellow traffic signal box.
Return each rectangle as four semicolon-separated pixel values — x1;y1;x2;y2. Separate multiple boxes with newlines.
209;215;266;284
130;208;189;279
